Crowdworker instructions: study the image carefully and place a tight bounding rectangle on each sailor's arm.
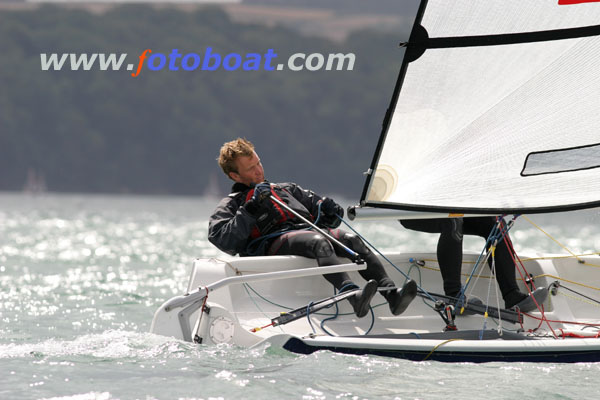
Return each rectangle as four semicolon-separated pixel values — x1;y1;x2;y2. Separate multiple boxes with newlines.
208;197;257;256
286;183;343;228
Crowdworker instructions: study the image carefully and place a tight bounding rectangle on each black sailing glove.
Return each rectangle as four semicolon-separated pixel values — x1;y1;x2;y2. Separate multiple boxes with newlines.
319;197;344;228
245;182;272;216
321;197;343;217
252;182;271;202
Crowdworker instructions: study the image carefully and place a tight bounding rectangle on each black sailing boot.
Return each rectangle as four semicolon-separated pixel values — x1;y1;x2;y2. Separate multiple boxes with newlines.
381;280;418;316
505;287;549;312
346;279;378;318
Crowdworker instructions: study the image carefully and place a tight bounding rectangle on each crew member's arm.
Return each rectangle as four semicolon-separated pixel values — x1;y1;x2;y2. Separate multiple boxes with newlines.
286;183;344;228
208;196;258;256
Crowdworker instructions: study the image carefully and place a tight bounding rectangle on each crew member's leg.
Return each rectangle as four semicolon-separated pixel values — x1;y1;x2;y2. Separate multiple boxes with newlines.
401;219;464;298
267;230;377;317
327;229;417;315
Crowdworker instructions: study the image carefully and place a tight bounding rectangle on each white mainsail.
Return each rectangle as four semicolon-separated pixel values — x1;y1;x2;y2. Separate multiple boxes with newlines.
361;0;600;214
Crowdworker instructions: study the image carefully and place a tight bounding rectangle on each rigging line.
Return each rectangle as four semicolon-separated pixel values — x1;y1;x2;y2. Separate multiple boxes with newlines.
492;216;555;335
523;313;600;328
319;286;376;337
503;217;539;289
243;281;357;317
558;290;600;308
243;282;293;310
521;215;586;261
537;274;600;292
319;287;340;337
459;249;490;311
242;283;288;334
245;202;324;256
422;339;464;362
504;231;559;338
409;262;436;311
193;286;210;341
337;217;437;303
403;258;501;280
557;284;600;306
491;254;504;334
479;231;506;339
519;253;600;265
458;216;512;304
406;253;600;267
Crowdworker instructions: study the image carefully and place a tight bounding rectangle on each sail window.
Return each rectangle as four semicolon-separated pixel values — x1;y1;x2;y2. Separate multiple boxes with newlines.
521;143;600;176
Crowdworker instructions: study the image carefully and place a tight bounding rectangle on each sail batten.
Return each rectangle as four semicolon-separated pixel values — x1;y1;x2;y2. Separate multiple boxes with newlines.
361;0;600;214
420;24;600;49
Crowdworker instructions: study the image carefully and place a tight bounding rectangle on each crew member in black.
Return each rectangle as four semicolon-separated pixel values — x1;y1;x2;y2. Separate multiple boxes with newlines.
208;138;417;318
400;217;548;312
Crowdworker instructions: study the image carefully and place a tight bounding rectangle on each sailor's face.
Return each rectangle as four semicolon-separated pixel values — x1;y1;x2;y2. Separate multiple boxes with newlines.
229;151;265;186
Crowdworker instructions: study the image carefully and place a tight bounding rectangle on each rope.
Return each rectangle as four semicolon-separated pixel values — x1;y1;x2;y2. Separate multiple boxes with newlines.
522;216;581;259
558;290;600;308
229;208;600;338
491;251;504;336
193;286;211;341
533;274;600;292
522;215;600;268
458;216;513;308
554;284;600;307
319;284;375;336
422;339;464;361
480;253;495;340
337;217;438;303
522;313;600;328
503;226;559;337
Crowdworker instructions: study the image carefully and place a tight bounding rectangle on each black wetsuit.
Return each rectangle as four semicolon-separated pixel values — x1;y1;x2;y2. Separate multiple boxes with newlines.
208;182;395;290
400;217;522;302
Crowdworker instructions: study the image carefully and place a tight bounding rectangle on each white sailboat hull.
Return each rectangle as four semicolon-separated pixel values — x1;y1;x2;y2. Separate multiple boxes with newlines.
151;252;600;362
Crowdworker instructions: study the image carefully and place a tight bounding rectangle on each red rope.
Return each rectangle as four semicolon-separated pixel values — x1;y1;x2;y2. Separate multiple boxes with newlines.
501;217;559;338
523;313;600;327
201;286;209;313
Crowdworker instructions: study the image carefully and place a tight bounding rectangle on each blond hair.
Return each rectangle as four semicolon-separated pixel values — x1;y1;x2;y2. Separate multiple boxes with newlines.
218;138;255;177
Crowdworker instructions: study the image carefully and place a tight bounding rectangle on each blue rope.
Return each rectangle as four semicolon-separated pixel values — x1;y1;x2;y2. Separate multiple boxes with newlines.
320;302;375;336
319;296;340;336
245;201;325;256
407;261;437;311
318;284;375;336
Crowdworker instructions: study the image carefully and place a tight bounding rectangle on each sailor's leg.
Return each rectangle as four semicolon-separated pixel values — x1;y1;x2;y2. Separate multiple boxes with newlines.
401;218;464;297
267;231;376;317
436;218;465;298
268;230;346;285
328;229;416;315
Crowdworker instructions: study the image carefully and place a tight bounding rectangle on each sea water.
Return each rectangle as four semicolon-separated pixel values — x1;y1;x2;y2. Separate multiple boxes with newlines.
2;192;600;400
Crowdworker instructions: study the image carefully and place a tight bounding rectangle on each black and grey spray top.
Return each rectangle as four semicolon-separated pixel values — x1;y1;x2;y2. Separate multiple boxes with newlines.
208;182;343;256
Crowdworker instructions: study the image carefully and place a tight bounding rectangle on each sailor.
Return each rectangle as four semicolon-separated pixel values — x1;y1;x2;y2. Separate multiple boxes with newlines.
208;138;417;318
400;217;548;312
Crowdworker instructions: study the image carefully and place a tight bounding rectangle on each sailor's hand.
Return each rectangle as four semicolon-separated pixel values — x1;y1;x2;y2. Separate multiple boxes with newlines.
320;197;343;217
252;182;271;202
